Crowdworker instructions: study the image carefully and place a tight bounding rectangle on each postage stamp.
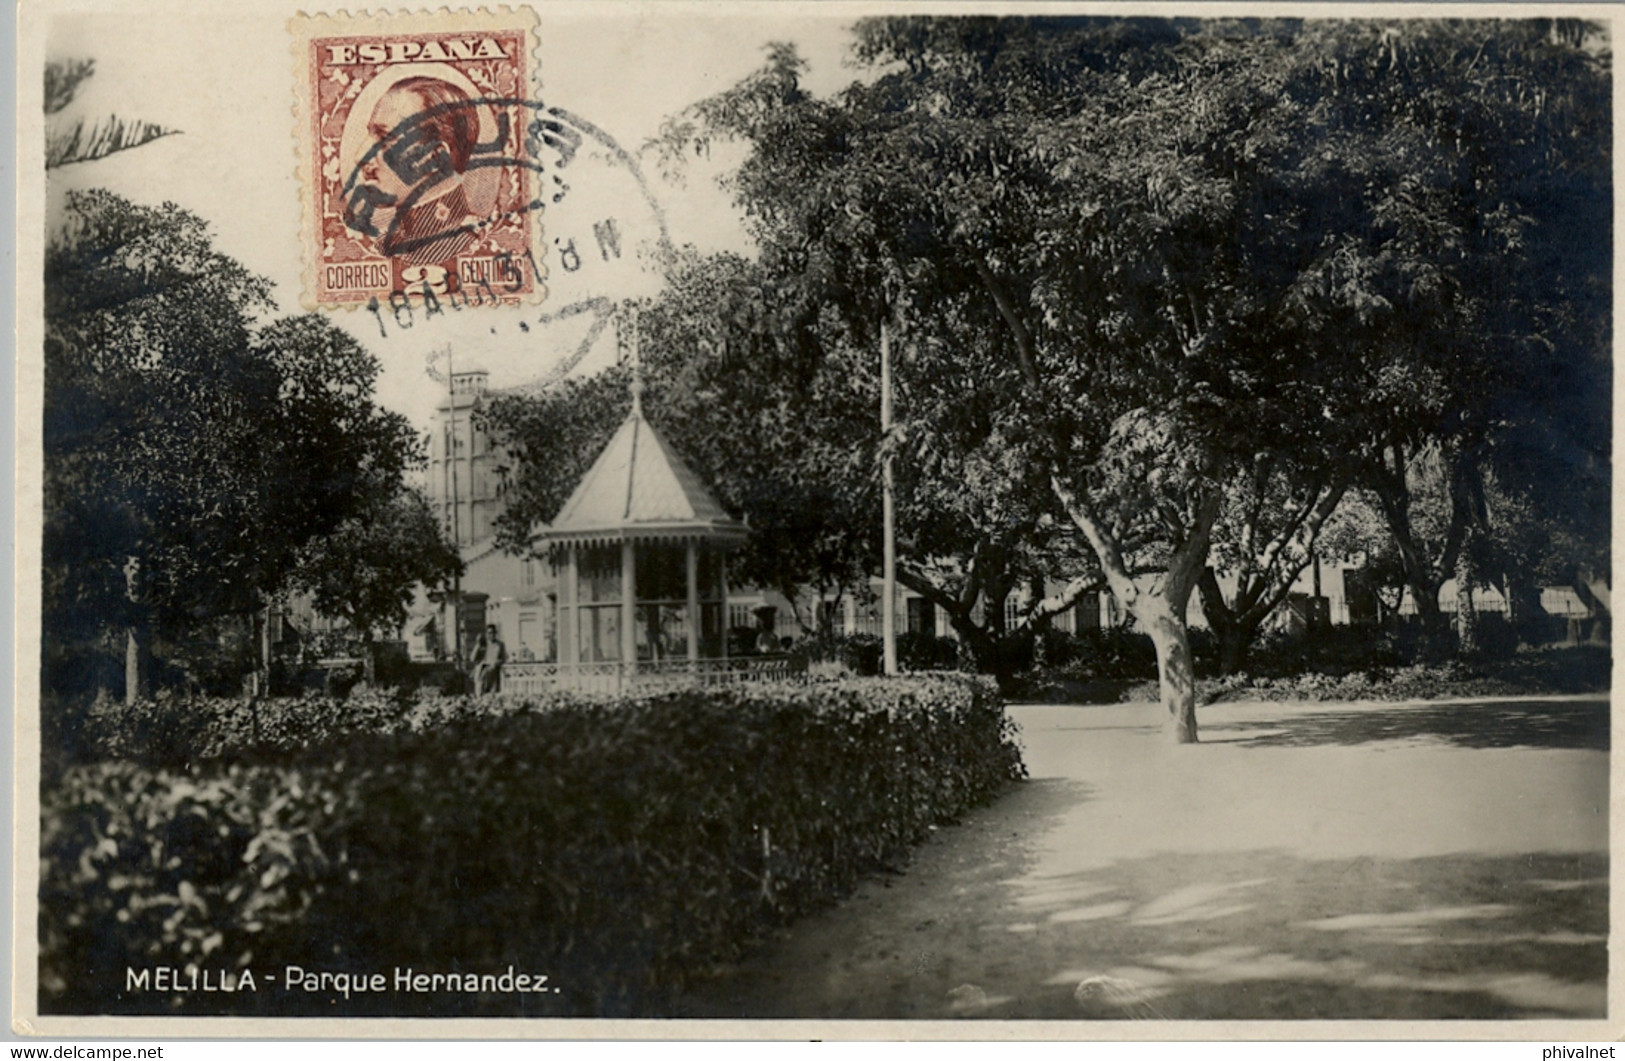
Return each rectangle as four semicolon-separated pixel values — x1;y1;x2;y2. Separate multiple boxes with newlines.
290;8;545;308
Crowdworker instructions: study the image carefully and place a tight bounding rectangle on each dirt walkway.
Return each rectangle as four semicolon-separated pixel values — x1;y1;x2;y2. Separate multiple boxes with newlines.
674;696;1609;1020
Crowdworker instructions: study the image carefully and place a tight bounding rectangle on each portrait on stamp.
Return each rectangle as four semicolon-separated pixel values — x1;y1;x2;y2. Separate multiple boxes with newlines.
295;12;543;307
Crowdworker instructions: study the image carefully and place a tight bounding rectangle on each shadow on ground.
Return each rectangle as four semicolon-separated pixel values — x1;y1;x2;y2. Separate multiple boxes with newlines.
995;849;1607;1020
672;699;1608;1021
676;839;1607;1020
1210;698;1608;752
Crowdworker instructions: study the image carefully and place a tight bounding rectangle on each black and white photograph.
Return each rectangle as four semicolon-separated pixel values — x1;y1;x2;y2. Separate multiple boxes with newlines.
12;0;1616;1040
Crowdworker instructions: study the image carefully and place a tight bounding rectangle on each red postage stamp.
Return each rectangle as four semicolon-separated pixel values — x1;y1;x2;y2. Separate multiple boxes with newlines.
291;9;545;309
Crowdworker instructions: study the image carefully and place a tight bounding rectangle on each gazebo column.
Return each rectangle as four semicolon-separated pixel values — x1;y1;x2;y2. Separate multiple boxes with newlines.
686;540;699;668
559;546;576;673
718;551;729;664
496;596;519;656
620;537;636;681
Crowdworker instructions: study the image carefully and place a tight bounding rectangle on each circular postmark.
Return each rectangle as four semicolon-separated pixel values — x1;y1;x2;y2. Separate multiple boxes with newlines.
350;95;676;388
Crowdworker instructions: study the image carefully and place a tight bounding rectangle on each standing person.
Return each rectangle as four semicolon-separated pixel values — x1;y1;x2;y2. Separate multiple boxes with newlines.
475;623;507;696
753;607;778;655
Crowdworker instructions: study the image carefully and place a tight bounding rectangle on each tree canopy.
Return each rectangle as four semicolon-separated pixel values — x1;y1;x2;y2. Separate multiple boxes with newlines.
653;16;1609;737
287;485;463;663
43;190;428;698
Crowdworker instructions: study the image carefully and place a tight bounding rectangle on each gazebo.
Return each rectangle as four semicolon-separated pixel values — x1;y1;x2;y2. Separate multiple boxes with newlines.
528;380;751;691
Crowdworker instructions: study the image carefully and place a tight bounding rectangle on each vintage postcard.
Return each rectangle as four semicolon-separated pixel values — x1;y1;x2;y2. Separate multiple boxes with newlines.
12;0;1620;1043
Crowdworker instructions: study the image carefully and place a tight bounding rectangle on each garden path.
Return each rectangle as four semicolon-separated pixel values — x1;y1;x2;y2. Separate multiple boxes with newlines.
673;695;1609;1022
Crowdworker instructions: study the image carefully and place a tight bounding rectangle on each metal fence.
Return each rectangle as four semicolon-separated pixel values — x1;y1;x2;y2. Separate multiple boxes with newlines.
501;655;796;695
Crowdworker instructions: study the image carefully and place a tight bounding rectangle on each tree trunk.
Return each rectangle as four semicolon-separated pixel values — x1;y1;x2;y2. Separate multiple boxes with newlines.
124;625;148;706
1410;580;1443;621
1454;547;1480;657
1216;623;1250;676
1408;575;1452;659
1198;568;1252;675
1572;570;1611;644
895;564;1014;686
1028;575;1050;669
818;588;843;638
260;604;274;695
944;608;1013;693
1577;568;1611;615
1502;576;1542;646
123;557;148;705
1365;443;1456;657
1052;477;1218;744
1143;599;1199;743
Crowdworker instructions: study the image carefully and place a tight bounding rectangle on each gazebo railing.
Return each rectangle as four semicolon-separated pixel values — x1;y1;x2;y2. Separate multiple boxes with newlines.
501;661;560;696
500;656;797;694
634;656;797;685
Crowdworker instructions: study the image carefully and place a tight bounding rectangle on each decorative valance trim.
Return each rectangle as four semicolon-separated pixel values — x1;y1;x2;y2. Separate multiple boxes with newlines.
540;522;748;553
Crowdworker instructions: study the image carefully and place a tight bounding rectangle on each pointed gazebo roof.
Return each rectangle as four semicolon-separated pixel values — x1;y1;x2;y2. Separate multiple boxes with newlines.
540;387;747;549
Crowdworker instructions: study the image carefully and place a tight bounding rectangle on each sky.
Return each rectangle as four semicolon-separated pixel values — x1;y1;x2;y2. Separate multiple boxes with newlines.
38;3;864;430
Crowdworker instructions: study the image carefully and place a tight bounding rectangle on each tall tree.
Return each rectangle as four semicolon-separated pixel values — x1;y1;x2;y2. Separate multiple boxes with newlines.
680;21;1383;738
675;17;1608;738
44;191;420;702
658;37;1109;681
1292;21;1613;637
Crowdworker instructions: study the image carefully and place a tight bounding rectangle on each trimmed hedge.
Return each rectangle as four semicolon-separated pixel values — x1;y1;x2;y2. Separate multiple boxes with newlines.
40;675;1024;1016
49;687;622;772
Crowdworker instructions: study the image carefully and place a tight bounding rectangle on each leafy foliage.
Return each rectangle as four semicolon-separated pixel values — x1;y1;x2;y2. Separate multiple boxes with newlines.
43;191;422;699
40;677;1024;1016
664;19;1610;732
636;253;885;617
287;486;462;648
1018;632;1609;703
1289;22;1614;623
43;59;96;116
1200;457;1350;672
1122;646;1611;706
478;369;633;548
788;632;965;676
479;253;883;625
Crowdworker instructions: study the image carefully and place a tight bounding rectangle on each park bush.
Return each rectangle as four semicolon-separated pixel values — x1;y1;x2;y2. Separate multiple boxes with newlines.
896;631;963;672
1109;645;1611;705
1233;625;1406;678
788;632;968;675
52;688;405;772
39;675;1023;1016
1027;627;1158;681
48;685;631;773
788;633;883;676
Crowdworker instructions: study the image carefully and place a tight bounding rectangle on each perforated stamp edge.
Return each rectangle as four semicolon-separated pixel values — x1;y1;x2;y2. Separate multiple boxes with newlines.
287;6;548;310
